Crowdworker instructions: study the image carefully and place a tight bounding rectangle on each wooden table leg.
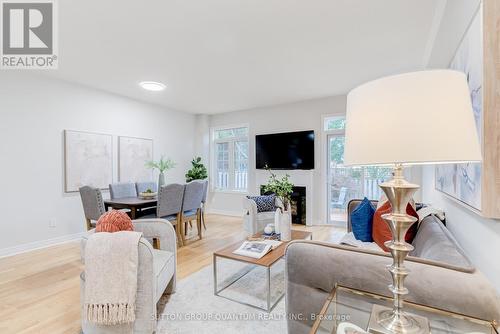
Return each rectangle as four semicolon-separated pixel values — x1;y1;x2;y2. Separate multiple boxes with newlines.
130;207;137;220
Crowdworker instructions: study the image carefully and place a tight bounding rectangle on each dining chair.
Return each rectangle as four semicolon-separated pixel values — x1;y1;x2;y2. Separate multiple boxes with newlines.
136;181;158;194
200;180;209;230
180;180;205;244
109;182;137;199
79;186;106;230
156;183;186;247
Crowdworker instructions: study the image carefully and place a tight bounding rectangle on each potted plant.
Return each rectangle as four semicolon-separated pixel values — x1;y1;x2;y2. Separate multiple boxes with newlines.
263;166;294;240
145;156;176;188
185;157;208;182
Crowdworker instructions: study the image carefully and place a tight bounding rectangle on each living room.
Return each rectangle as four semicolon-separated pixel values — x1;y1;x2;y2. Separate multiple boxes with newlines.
1;0;500;333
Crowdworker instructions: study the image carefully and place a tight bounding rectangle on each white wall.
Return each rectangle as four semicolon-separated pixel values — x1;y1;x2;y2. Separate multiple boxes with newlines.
422;166;500;292
202;96;347;224
0;72;196;254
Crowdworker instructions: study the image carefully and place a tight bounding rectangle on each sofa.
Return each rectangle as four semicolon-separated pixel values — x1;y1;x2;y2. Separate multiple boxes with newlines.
285;199;500;333
80;218;177;334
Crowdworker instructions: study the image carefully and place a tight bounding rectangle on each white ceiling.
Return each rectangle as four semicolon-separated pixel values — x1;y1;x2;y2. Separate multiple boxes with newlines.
44;0;475;114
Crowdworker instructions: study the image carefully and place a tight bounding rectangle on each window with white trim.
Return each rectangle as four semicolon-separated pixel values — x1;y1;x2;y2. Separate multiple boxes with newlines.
213;126;249;191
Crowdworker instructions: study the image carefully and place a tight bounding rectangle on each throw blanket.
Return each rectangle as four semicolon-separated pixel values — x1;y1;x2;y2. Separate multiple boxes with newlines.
84;231;142;325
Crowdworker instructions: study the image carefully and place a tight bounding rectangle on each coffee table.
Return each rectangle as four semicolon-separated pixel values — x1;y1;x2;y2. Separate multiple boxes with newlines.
213;230;312;312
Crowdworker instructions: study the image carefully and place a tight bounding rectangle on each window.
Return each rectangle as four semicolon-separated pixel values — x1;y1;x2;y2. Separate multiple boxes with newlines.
324;116;346;131
213;126;248;191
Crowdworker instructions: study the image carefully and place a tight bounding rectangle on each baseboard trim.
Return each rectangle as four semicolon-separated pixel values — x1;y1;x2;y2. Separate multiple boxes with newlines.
206;209;242;217
0;231;86;258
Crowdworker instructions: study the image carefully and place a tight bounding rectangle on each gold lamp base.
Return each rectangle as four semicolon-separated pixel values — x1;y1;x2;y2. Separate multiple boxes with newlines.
368;305;430;334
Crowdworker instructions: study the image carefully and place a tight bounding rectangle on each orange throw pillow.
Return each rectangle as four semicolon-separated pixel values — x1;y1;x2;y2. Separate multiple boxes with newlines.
95;210;134;233
372;201;418;252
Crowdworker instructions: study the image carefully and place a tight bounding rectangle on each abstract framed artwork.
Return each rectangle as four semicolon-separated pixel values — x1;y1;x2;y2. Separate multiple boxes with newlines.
64;130;113;192
435;3;500;218
118;136;153;182
435;9;483;211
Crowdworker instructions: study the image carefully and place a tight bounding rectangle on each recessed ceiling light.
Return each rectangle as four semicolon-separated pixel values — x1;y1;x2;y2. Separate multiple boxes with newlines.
139;81;166;91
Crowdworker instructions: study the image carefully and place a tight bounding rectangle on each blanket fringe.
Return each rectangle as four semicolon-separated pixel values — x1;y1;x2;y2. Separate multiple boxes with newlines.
84;303;135;325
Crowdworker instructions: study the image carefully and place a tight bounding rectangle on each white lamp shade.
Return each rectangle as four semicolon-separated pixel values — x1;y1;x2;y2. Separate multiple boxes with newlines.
344;70;482;166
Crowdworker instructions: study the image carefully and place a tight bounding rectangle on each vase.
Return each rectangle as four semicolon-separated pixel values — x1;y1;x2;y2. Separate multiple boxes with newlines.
158;172;166;189
274;209;281;235
280;210;292;241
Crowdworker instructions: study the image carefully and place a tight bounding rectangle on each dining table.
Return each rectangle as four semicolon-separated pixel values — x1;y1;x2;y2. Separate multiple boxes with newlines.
104;197;157;219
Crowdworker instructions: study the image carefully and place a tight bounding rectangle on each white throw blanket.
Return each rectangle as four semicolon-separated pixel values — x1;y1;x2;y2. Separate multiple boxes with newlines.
340;232;383;252
84;231;142;325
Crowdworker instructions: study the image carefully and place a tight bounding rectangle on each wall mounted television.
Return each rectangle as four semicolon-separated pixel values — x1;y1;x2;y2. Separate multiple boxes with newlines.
256;130;315;170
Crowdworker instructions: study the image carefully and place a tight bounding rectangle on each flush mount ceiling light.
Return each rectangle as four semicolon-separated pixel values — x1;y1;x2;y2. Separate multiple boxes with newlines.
139;81;166;91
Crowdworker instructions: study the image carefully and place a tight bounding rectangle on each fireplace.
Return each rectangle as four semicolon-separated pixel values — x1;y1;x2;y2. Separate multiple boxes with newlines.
260;185;307;225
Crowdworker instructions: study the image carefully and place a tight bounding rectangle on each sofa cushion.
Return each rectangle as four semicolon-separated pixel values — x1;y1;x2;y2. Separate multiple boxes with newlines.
246;194;277;212
350;197;375;242
152;249;175;301
372;201;418;251
410;216;473;270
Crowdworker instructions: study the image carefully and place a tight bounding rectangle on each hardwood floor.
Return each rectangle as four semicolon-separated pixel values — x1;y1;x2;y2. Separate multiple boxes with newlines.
0;214;344;334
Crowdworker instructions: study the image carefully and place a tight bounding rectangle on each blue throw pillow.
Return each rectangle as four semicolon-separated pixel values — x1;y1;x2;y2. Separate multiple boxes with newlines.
351;197;375;242
247;194;276;212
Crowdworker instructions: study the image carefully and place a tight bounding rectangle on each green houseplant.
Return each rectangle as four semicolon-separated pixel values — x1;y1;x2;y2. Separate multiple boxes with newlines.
185;157;208;182
262;166;294;241
145;156;176;188
263;167;294;212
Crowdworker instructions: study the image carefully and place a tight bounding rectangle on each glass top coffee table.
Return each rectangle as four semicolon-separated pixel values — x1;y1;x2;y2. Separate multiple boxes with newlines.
310;285;498;334
213;230;312;312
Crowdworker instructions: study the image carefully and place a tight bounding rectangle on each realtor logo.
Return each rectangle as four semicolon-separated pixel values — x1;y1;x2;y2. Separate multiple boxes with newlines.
1;0;58;69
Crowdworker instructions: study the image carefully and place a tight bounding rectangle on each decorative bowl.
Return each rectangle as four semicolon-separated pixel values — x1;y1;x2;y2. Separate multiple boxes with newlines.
139;192;157;199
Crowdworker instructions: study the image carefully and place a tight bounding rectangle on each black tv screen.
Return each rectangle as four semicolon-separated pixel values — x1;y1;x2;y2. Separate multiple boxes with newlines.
256;130;315;170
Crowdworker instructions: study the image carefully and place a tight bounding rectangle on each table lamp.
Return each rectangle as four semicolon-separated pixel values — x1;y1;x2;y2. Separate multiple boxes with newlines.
344;70;482;334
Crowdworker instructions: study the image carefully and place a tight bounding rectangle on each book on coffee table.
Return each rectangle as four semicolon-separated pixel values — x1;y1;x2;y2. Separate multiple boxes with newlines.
232;240;282;259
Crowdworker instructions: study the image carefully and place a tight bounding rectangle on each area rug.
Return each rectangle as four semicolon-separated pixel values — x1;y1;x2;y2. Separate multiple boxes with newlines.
156;258;287;334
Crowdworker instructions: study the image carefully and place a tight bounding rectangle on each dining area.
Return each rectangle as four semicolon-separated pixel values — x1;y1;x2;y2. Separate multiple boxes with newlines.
79;179;209;247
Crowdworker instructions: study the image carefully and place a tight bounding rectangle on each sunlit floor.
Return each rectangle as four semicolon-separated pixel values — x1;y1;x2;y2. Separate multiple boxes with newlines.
0;214;345;334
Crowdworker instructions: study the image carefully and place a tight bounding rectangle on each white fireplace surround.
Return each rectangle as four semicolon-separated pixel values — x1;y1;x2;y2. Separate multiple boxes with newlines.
255;169;314;226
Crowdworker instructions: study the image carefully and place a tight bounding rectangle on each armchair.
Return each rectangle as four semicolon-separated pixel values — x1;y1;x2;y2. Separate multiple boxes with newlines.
242;196;283;234
80;218;177;334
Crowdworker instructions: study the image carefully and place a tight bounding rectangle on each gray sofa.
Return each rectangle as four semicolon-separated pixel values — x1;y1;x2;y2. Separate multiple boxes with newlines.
285;199;500;333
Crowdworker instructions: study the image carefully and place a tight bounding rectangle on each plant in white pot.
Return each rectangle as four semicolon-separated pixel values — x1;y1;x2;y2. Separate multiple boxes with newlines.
145;156;176;188
263;166;294;241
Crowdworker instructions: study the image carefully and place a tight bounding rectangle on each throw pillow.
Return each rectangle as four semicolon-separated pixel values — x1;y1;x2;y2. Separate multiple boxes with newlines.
372;201;418;252
95;210;134;233
351;197;375;242
247;194;277;212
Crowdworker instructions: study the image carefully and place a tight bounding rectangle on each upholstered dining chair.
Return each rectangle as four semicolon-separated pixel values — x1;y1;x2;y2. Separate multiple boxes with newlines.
79;186;106;230
180;180;205;244
109;182;137;199
136;181;158;194
156;183;185;247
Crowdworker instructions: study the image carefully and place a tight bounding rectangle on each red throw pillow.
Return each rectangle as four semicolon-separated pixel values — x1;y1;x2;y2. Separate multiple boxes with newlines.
372;201;418;252
95;210;134;233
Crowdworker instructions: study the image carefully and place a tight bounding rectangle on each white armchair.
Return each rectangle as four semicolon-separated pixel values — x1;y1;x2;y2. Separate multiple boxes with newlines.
242;197;282;234
80;218;177;334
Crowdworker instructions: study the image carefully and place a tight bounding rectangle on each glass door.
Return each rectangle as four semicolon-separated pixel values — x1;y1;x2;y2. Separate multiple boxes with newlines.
327;134;392;225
